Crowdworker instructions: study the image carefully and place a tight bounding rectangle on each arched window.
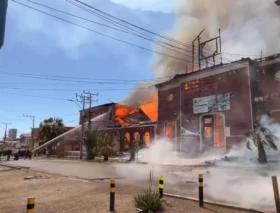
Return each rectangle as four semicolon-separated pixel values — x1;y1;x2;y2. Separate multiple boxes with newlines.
144;132;150;147
134;132;140;142
125;132;130;148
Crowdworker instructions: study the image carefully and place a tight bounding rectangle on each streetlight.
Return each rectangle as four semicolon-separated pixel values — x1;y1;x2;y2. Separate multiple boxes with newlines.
67;99;82;109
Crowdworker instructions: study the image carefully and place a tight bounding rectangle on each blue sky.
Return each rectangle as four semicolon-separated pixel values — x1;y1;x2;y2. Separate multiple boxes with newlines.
0;0;178;138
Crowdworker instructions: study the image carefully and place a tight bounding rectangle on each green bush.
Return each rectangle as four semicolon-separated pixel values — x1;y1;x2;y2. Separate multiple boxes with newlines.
134;188;163;213
56;152;68;158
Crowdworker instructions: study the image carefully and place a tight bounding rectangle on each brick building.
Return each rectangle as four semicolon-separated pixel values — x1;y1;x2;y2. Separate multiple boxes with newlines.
155;54;280;153
79;103;156;152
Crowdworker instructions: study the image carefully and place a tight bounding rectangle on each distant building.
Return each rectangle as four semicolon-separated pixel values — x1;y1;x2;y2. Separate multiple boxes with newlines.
19;133;31;149
8;129;17;141
0;0;8;49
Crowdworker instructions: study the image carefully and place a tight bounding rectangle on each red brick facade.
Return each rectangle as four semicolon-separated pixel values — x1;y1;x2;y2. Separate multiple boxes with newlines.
156;61;253;152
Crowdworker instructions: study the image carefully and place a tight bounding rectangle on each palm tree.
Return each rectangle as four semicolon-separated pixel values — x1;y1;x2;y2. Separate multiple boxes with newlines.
83;129;99;160
39;117;64;156
245;125;278;164
39;117;65;142
99;134;115;161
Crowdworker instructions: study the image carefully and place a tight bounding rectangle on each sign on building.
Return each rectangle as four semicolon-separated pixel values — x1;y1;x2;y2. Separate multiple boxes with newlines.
193;93;230;114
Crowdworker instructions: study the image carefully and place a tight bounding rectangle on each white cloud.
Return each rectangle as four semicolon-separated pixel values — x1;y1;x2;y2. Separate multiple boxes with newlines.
110;0;179;13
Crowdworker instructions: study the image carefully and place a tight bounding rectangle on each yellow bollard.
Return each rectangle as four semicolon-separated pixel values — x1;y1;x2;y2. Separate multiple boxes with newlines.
110;179;115;212
198;174;203;207
26;197;35;213
159;175;164;198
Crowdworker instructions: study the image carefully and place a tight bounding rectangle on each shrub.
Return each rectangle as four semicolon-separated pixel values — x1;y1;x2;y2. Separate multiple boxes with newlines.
134;188;163;213
56;152;68;158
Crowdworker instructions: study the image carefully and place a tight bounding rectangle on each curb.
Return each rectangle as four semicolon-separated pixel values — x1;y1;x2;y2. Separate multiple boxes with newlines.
163;193;268;213
0;163;30;170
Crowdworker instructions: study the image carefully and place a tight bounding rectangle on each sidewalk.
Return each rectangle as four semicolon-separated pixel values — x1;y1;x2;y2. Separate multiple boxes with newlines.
0;167;265;213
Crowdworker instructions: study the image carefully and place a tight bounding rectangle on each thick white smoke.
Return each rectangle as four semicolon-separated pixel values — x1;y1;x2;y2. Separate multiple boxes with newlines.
114;115;280;211
124;0;280;106
153;0;280;78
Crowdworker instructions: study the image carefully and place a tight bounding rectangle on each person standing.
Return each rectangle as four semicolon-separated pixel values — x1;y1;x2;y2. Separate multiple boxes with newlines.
24;150;31;160
7;149;11;161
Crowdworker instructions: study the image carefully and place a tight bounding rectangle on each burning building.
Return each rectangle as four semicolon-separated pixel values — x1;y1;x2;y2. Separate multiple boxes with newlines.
155;53;280;153
33;53;280;155
79;103;156;152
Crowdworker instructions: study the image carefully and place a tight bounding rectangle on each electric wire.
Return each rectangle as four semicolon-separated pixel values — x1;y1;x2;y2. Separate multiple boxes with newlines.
12;0;191;63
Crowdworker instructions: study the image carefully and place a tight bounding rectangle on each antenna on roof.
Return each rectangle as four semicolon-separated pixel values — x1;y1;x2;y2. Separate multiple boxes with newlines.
191;28;223;72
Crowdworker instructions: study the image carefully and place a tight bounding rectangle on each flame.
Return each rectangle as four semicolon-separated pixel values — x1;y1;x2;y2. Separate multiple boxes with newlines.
165;121;176;141
140;93;158;121
115;104;139;126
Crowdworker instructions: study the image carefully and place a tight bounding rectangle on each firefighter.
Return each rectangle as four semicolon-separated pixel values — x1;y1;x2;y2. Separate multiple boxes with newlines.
24;150;32;160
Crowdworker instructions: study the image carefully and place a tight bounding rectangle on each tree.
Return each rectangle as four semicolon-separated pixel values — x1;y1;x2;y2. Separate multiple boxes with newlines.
83;129;99;160
245;125;278;164
39;117;65;156
39;117;65;142
99;134;115;161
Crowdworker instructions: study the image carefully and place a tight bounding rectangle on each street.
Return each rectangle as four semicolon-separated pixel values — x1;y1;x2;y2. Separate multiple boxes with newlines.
1;158;276;212
0;164;267;213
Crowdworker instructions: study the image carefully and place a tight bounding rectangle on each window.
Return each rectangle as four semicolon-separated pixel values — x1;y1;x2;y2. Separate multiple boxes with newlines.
165;121;176;142
134;132;140;142
184;80;199;90
144;132;150;147
167;94;174;102
125;132;130;148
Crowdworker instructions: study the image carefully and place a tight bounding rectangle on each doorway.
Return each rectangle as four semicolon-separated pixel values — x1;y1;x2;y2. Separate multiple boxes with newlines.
201;113;225;149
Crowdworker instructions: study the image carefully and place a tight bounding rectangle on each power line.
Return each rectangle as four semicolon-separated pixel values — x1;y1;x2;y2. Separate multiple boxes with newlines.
0;70;171;84
21;0;199;62
0;92;68;100
65;0;201;61
68;0;259;59
12;0;190;63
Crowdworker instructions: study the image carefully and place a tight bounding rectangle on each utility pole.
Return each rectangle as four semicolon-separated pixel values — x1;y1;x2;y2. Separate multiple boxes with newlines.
83;90;98;131
76;93;89;159
75;92;98;159
23;115;35;150
1;122;10;142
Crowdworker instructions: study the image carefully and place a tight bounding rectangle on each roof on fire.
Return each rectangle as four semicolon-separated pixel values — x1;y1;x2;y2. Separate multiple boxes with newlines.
154;53;280;89
154;57;251;88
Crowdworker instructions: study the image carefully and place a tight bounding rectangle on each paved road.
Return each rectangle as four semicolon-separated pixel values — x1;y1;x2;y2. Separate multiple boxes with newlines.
2;158;276;212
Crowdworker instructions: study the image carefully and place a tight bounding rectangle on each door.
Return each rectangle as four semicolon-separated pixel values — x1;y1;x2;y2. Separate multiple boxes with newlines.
202;115;215;147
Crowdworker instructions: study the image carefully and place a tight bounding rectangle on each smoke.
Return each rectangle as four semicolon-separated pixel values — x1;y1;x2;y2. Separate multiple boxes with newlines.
114;115;280;211
123;0;280;106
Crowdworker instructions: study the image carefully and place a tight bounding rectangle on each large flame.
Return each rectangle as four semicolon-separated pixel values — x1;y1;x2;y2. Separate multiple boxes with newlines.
114;92;158;125
115;104;139;126
140;93;158;121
